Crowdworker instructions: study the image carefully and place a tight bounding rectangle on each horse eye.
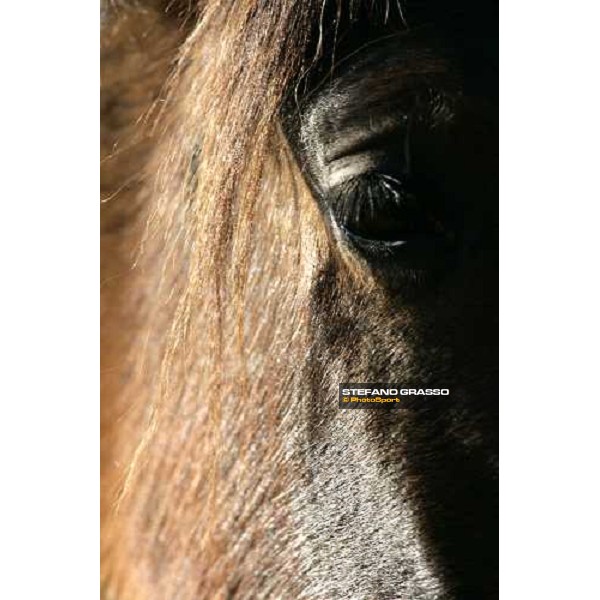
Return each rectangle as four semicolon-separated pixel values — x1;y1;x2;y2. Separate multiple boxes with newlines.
288;37;468;260
319;89;459;249
328;172;445;244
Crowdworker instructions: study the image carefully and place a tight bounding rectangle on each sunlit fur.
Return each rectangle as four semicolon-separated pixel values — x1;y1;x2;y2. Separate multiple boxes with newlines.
101;2;498;599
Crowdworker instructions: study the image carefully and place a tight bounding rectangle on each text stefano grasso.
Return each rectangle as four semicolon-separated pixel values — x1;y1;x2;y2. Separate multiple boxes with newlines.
341;387;450;396
338;383;451;410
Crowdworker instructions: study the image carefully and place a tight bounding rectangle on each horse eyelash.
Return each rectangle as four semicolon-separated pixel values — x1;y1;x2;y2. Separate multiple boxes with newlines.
331;172;406;227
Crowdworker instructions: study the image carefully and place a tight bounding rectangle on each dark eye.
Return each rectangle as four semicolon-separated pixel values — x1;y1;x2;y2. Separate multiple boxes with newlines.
284;33;485;266
322;87;459;249
329;172;449;244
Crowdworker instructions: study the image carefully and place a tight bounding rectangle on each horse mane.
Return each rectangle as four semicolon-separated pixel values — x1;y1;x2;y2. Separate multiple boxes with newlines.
102;1;328;597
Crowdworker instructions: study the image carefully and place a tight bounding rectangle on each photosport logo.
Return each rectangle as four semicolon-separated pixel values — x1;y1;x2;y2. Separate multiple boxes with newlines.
338;383;450;409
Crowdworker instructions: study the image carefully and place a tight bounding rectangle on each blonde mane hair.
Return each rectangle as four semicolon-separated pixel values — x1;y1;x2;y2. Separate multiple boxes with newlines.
101;2;352;597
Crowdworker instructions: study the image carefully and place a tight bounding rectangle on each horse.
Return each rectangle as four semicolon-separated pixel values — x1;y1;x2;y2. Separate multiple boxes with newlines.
101;1;498;598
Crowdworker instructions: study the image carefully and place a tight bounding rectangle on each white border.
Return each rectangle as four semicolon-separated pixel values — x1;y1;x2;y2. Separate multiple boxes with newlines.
0;2;98;598
500;1;600;597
